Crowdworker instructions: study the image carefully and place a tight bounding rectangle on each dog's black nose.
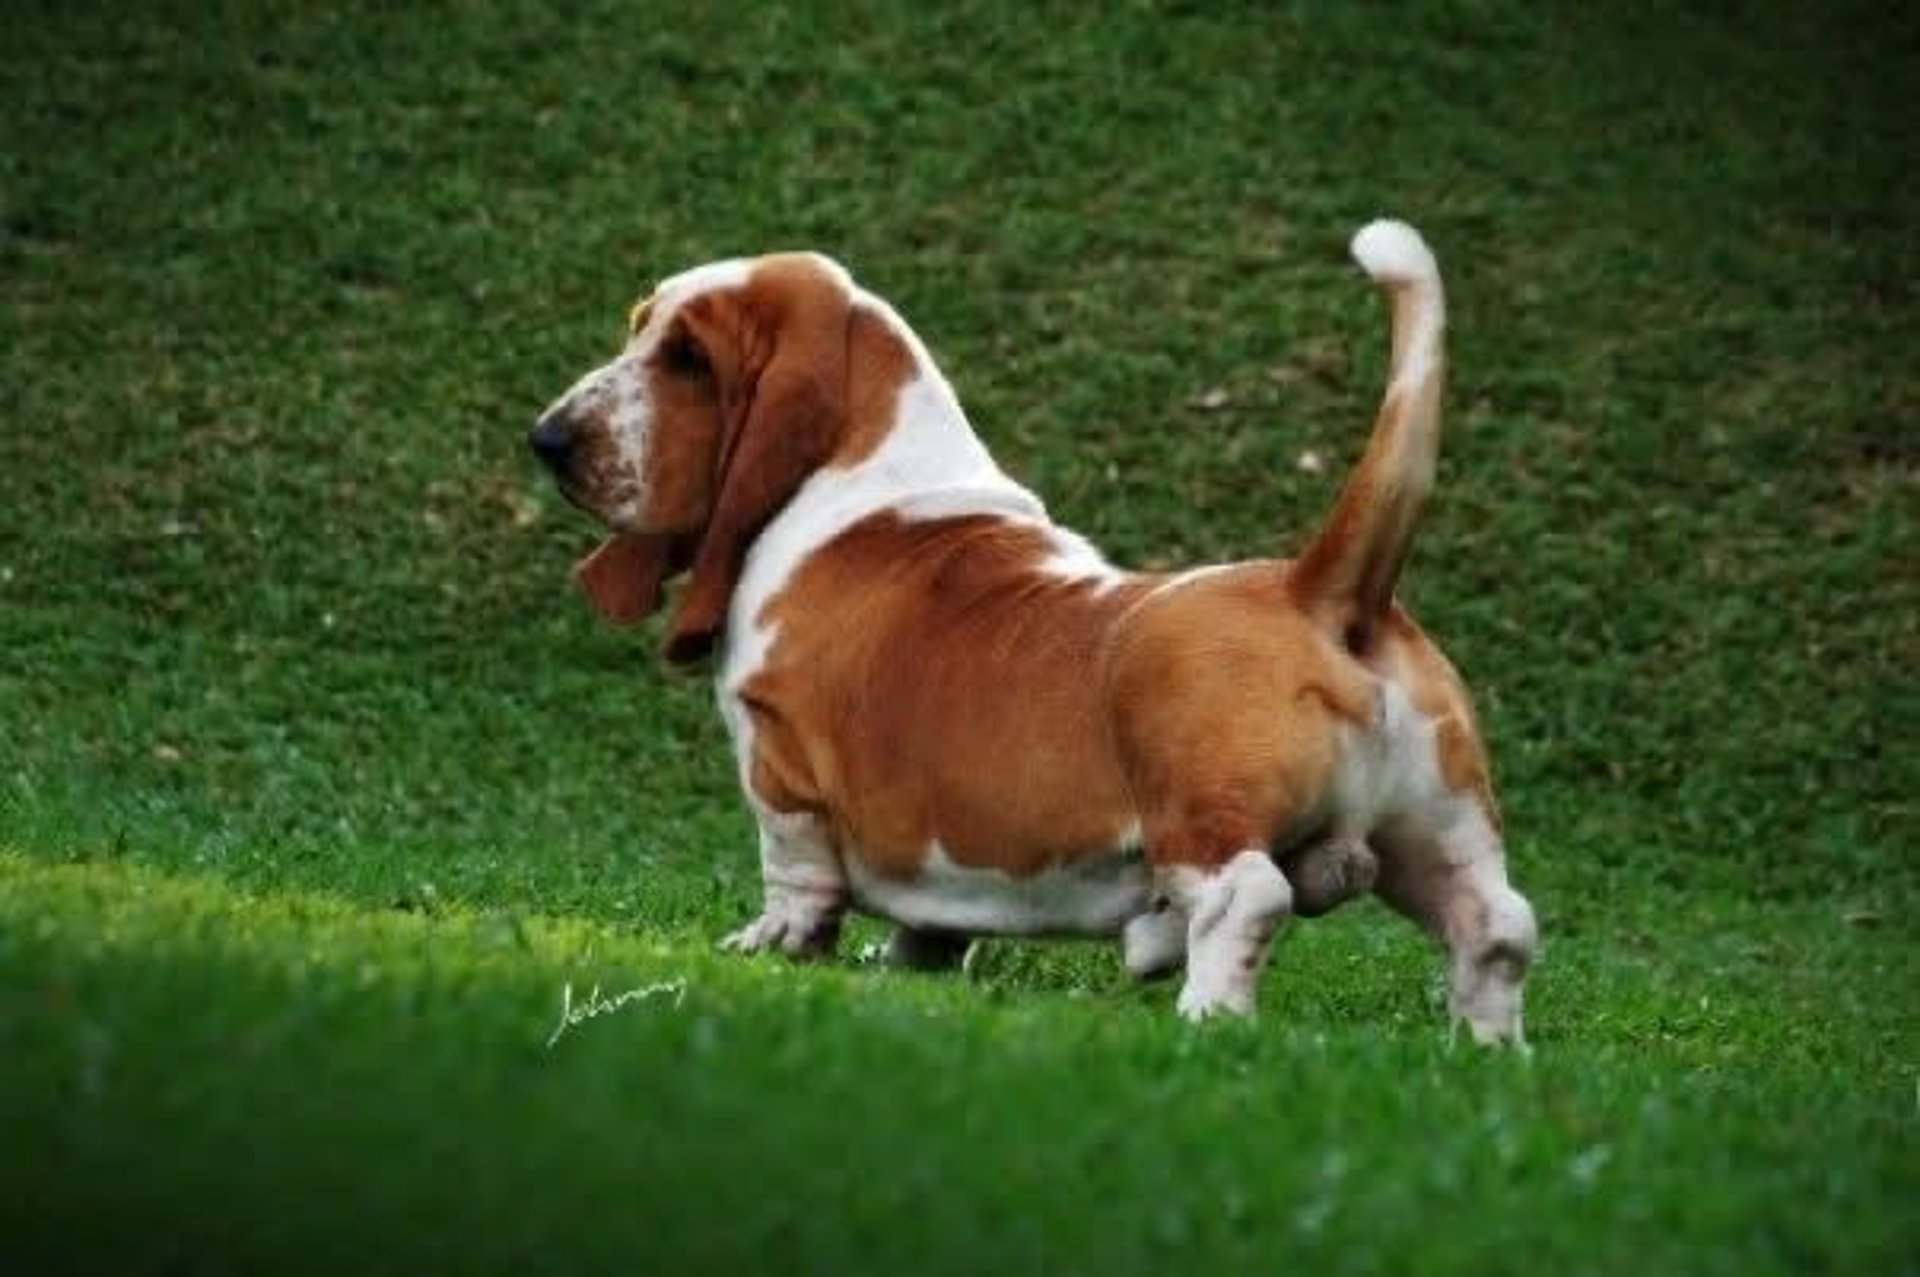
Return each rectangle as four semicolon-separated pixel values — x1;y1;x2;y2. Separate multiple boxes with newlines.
528;415;576;468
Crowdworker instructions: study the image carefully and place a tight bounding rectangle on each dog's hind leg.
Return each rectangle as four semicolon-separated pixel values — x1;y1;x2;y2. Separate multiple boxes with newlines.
1121;831;1378;981
721;807;849;960
1120;838;1374;986
1121;898;1186;981
1161;849;1293;1019
1373;805;1537;1047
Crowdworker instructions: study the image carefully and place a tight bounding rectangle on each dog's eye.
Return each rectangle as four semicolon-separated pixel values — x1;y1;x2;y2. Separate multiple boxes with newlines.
660;333;711;380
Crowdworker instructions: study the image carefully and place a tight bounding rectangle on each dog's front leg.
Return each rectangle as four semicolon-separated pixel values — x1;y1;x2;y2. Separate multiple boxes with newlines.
721;808;848;960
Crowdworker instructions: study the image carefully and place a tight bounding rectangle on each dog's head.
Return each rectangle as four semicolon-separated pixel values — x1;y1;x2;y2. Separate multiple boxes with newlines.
529;253;859;664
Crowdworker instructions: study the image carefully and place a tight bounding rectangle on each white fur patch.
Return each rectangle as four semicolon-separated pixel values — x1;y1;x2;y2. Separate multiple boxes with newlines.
604;363;653;526
1329;682;1452;833
1446;839;1538;1047
536;353;657;526
1350;218;1445;392
1037;525;1130;590
1122;905;1186;979
1350;219;1437;286
1167;849;1292;1019
643;258;756;328
844;842;1151;936
1324;677;1537;1046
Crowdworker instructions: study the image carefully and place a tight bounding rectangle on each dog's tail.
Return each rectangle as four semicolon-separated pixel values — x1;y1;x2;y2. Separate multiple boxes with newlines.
1286;219;1447;652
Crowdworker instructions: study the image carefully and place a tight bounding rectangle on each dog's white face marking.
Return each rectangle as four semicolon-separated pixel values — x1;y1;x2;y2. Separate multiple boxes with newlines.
603;364;656;527
544;352;657;527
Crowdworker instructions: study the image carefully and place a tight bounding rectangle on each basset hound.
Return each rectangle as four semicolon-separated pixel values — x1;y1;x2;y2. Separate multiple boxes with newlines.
529;221;1537;1043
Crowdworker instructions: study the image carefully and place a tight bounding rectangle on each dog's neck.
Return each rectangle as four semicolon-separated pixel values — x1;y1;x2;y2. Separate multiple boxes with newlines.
825;288;1045;522
719;295;1053;673
714;293;1055;679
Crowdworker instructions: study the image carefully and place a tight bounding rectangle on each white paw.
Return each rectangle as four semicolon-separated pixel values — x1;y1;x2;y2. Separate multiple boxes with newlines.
720;914;790;955
720;899;842;960
1176;978;1255;1021
1122;906;1186;981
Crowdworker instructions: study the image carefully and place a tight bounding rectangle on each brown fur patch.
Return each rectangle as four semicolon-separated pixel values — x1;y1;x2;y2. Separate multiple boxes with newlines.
1106;566;1375;867
574;533;687;626
836;304;918;467
743;513;1163;878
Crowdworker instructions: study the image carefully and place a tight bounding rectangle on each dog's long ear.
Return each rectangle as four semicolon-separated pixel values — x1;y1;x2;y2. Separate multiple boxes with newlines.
663;271;849;665
575;532;691;626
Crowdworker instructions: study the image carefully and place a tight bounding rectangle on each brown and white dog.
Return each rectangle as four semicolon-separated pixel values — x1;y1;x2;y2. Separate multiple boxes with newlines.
529;221;1537;1043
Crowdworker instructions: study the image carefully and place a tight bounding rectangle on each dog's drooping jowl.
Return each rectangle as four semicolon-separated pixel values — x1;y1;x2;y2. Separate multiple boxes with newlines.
530;221;1537;1043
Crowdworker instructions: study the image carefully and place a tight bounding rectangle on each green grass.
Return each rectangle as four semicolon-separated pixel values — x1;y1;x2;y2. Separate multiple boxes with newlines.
2;1;1914;1273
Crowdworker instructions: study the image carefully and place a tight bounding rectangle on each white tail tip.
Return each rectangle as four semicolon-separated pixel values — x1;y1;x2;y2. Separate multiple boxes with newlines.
1351;219;1437;286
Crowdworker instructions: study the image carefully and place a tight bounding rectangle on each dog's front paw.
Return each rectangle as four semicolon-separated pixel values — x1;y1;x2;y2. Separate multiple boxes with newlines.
720;914;788;954
720;903;841;960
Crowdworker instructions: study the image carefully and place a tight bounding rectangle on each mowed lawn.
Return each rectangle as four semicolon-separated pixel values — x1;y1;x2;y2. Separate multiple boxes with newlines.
2;2;1914;1274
